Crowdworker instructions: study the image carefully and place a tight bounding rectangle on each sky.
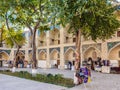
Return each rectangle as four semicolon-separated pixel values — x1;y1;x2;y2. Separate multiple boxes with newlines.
117;0;120;2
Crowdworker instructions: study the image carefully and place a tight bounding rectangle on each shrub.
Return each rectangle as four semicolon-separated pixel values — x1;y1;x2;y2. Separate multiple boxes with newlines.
0;70;74;87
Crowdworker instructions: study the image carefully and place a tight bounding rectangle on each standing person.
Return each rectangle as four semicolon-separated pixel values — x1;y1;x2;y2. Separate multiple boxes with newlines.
87;57;93;70
68;61;72;70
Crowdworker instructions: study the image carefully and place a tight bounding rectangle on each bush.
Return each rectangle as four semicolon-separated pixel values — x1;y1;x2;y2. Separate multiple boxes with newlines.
0;70;74;87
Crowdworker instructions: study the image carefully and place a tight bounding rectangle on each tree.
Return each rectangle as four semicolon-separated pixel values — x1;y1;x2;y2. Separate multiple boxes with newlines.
0;0;26;67
49;0;120;70
5;29;26;67
8;0;50;69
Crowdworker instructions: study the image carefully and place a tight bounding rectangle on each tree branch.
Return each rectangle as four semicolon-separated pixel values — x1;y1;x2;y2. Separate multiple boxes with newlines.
26;23;33;35
34;19;41;30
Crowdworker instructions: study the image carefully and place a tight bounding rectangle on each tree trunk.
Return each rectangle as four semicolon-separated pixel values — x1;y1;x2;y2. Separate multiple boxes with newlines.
13;45;21;67
32;29;37;69
75;30;81;71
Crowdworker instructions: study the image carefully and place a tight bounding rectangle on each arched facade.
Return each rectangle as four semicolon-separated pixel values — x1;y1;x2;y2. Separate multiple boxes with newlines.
1;25;120;69
83;47;101;61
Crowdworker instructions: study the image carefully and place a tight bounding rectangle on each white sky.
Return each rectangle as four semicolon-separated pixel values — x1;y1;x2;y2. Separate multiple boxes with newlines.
117;0;120;2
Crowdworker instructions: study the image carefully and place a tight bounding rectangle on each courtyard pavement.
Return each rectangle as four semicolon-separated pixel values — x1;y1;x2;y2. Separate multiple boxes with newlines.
0;67;120;90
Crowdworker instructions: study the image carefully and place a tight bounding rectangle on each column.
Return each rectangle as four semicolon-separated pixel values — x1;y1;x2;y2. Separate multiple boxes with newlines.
60;26;65;69
25;49;29;61
101;42;108;60
46;31;50;68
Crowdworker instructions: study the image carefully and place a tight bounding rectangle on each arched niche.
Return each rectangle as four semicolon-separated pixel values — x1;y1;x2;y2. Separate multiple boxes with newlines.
64;28;76;44
64;48;75;61
108;44;120;60
50;49;60;67
49;28;60;45
38;32;47;46
38;51;46;60
83;47;100;61
0;51;9;60
50;49;59;60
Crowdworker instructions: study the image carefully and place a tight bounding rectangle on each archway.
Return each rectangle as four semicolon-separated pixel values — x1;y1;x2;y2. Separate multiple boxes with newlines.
50;49;60;68
0;51;9;60
0;51;9;67
49;28;60;45
64;26;75;43
83;47;100;61
38;51;47;68
108;44;120;60
38;32;46;46
16;51;25;60
64;48;75;62
64;48;75;69
38;51;46;60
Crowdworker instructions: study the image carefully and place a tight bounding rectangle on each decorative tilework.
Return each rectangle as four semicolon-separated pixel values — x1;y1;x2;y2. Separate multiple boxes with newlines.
82;43;101;52
38;49;47;53
107;41;120;52
64;46;75;53
49;48;60;53
0;50;11;55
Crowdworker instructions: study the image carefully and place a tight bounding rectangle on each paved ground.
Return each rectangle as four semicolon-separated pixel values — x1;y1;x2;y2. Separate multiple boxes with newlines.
0;68;120;90
0;74;67;90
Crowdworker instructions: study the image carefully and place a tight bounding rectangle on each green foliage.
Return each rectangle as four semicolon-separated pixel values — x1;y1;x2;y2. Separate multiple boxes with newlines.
49;0;120;41
0;71;74;88
5;29;26;48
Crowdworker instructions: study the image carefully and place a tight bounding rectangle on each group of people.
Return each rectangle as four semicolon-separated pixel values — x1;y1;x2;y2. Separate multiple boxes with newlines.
16;56;24;68
8;56;25;68
83;57;110;71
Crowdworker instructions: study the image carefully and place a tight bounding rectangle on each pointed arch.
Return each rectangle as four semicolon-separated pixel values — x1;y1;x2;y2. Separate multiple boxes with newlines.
108;43;120;60
38;32;47;46
49;28;60;45
83;46;101;60
64;48;75;61
17;51;25;60
0;51;9;60
38;50;47;60
108;43;120;55
50;49;59;60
